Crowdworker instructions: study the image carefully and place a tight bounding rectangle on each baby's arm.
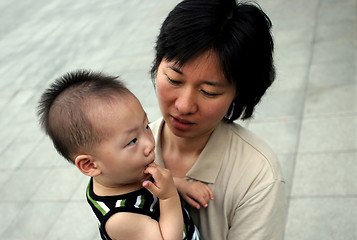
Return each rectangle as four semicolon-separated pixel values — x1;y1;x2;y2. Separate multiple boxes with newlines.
105;211;171;240
105;163;183;240
143;163;183;240
175;178;214;210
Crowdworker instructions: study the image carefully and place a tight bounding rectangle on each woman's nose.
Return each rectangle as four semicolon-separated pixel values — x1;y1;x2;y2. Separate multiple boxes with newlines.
175;88;198;114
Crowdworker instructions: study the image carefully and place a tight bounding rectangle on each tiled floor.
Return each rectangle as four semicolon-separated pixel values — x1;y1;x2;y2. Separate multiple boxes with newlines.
0;0;356;239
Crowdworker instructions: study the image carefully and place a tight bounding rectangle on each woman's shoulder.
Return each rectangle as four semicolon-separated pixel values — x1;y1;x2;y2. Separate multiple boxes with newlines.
220;121;273;153
227;122;274;153
219;121;283;180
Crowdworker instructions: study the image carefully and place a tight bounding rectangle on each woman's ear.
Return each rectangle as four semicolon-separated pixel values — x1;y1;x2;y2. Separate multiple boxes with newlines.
75;155;101;177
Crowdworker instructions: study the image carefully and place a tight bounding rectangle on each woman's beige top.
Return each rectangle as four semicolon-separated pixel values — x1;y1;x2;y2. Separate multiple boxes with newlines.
151;118;286;240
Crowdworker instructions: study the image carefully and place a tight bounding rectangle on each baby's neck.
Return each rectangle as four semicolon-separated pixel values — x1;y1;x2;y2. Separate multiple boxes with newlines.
92;178;143;196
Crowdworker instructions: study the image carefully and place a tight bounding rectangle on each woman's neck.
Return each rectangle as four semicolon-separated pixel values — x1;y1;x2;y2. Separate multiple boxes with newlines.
163;125;212;154
161;123;213;177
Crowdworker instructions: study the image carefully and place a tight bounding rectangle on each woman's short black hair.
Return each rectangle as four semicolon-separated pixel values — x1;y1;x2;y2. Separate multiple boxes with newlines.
151;0;275;122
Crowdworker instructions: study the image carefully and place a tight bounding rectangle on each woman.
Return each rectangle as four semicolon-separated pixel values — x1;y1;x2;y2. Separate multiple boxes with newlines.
150;0;286;239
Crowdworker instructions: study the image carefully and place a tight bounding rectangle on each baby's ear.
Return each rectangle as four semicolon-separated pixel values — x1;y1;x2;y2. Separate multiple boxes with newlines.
75;155;101;177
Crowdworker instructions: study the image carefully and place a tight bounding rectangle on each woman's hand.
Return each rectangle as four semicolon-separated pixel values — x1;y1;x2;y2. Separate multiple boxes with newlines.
175;178;214;209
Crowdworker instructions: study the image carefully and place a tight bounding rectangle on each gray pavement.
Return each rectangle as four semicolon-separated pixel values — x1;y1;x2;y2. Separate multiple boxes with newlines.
0;0;356;239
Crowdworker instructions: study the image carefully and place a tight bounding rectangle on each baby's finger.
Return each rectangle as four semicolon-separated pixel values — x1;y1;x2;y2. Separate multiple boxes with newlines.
187;188;211;208
142;180;159;196
183;195;201;210
204;185;214;200
144;164;161;178
147;162;158;168
143;162;158;174
195;195;209;208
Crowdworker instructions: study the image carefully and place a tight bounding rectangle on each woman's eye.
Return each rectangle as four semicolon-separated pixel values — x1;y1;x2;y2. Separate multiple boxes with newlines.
127;138;137;146
201;89;220;97
167;76;181;85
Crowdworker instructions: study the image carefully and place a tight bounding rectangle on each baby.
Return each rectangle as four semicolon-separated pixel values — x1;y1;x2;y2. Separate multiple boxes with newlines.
37;70;200;240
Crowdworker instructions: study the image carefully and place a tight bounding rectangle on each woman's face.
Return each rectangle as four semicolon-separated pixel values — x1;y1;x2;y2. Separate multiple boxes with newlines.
156;50;236;140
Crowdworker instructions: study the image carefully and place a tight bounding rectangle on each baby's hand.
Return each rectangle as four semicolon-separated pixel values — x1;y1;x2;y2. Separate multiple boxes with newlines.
142;163;178;200
175;178;214;209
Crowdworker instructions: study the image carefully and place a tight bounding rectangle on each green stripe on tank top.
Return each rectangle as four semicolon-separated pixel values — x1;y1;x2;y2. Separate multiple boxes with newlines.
120;198;126;207
86;180;107;216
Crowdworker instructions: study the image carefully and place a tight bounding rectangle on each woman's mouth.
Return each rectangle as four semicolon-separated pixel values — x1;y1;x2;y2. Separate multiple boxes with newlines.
170;116;194;131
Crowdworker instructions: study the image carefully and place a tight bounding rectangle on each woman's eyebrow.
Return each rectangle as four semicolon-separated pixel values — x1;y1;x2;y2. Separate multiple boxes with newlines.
203;81;224;87
167;62;226;87
168;64;183;74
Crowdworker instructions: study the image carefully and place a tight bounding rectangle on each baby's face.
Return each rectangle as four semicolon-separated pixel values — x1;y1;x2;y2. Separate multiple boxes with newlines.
89;95;155;188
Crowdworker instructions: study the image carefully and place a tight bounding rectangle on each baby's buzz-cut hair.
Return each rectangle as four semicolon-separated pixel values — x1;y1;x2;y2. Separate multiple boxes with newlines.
37;70;131;163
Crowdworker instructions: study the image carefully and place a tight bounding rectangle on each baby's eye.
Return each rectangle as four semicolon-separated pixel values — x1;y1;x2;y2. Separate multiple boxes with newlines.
127;138;137;146
145;124;150;130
